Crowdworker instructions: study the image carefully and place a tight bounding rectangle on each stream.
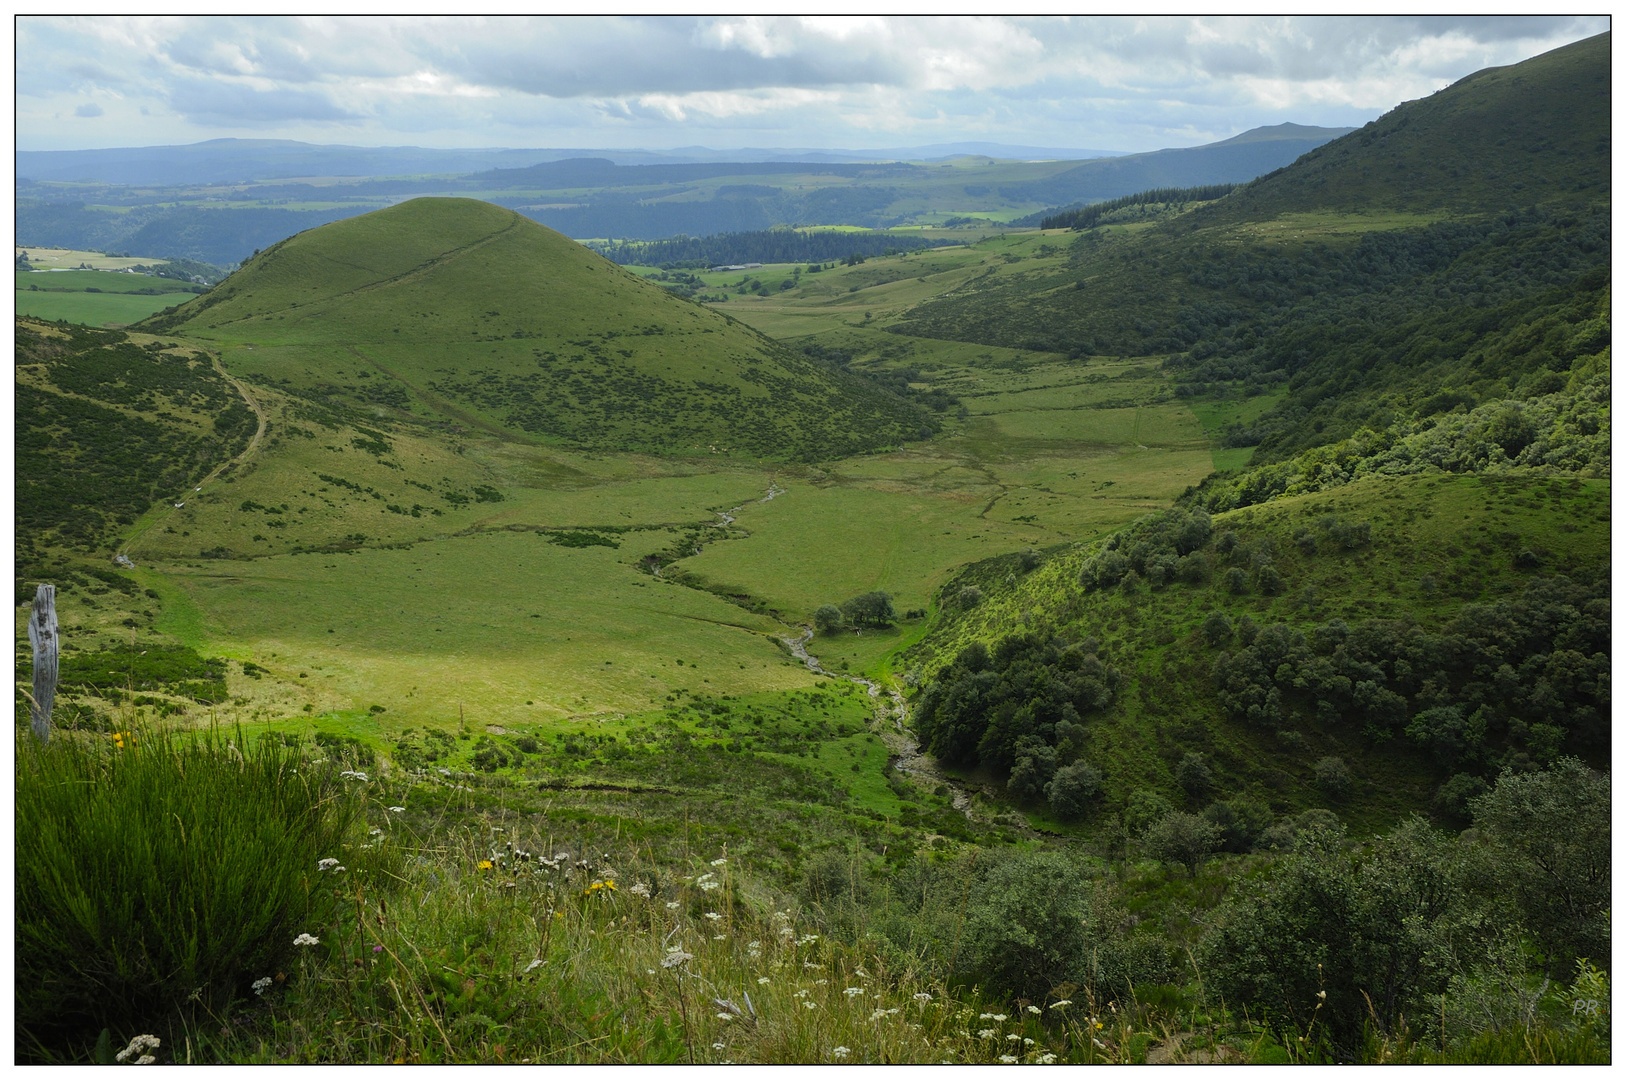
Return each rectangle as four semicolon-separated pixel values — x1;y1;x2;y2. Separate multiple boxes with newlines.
783;627;976;818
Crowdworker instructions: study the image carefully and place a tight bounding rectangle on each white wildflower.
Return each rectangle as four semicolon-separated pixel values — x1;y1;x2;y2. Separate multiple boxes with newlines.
715;1013;733;1022
661;949;693;969
713;934;727;940
293;933;320;946
999;1055;1019;1064
704;912;722;921
116;1035;160;1063
1037;1053;1057;1064
388;805;406;813
629;883;652;898
1023;1038;1034;1047
710;857;728;867
978;1029;997;1039
1049;1000;1072;1009
712;1042;726;1051
317;858;340;871
136;1056;156;1066
1027;1005;1041;1015
251;977;273;996
666;901;681;910
802;1001;818;1009
831;1046;851;1059
698;881;720;892
523;959;543;974
339;770;369;782
913;992;933;1002
844;986;864;997
757;977;771;985
1007;1033;1023;1042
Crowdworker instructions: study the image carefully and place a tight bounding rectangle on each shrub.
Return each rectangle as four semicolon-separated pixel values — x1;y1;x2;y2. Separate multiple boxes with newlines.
1314;756;1353;800
1175;751;1212;796
1226;567;1249;594
1202;610;1233;645
1045;761;1102;819
15;727;356;1054
1143;811;1222;876
813;604;844;634
958;852;1098;997
957;585;984;609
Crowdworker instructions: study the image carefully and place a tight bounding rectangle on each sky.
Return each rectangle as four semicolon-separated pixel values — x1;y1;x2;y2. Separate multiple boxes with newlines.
15;15;1610;154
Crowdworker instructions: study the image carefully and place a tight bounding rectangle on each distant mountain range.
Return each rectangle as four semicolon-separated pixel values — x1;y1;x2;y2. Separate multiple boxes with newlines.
16;139;1128;186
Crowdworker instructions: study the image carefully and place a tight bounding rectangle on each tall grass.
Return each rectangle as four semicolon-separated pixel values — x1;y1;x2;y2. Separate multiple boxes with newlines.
15;723;357;1058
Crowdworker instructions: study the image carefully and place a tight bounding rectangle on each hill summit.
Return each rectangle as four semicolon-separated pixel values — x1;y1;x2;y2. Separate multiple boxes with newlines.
142;198;930;459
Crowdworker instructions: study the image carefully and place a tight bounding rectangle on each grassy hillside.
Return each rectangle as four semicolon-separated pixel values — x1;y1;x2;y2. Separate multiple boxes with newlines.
904;470;1609;835
140;198;931;461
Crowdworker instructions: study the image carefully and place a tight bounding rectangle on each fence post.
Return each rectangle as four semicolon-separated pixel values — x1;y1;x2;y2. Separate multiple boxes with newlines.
29;584;58;743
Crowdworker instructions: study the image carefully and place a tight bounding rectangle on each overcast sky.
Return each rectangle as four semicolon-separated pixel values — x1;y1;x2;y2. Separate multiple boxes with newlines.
16;15;1609;154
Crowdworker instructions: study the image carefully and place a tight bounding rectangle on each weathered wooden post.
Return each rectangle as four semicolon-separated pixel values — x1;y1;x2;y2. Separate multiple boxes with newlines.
28;584;58;743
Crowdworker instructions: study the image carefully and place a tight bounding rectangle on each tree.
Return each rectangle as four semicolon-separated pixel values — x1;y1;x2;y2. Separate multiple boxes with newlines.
1175;751;1212;796
1202;610;1233;646
813;604;844;635
1313;756;1353;800
840;591;896;628
1469;758;1610;974
957;585;984;609
1144;811;1222;876
1045;761;1102;819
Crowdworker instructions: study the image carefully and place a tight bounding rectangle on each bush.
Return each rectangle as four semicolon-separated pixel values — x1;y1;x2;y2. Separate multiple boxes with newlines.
957;585;984;609
15;727;357;1054
1314;756;1353;800
1143;811;1222;876
1045;761;1102;819
958;851;1098;997
1175;751;1212;796
813;604;844;634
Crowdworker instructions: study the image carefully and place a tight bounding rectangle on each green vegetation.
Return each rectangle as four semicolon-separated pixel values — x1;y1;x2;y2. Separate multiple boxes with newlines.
15;727;356;1055
140;198;934;461
11;34;1611;1066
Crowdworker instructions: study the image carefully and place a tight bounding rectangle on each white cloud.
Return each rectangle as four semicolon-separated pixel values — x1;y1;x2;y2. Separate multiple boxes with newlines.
15;15;1609;152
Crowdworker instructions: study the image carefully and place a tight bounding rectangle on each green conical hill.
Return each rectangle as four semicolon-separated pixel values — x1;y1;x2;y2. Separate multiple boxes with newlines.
141;198;929;459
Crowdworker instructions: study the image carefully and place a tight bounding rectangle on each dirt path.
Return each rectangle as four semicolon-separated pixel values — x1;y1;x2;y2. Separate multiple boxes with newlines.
783;626;977;819
118;355;268;560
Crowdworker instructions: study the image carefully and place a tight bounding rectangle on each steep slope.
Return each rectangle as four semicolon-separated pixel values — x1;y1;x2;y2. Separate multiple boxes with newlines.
141;198;931;460
892;33;1610;461
1001;123;1355;212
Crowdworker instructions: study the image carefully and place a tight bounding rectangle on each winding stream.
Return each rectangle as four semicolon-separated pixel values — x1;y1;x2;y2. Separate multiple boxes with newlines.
783;627;975;818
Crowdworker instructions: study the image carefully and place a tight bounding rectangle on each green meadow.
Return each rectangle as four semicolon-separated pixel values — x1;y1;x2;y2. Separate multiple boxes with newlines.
15;288;192;327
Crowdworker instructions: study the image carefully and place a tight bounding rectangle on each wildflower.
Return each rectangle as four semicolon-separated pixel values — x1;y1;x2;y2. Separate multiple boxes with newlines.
1036;1053;1057;1064
1026;1005;1041;1015
661;949;694;969
757;977;771;985
999;1055;1019;1063
831;1046;851;1060
1092;1039;1107;1050
1049;1000;1071;1010
369;828;383;837
1023;1038;1034;1047
523;959;543;974
605;880;617;891
712;1043;726;1051
855;967;870;979
251;977;273;996
666;901;681;910
980;1012;1008;1022
293;933;320;947
629;883;651;898
711;857;728;867
844;987;864;997
795;990;809;999
1007;1034;1022;1042
373;945;384;953
116;1035;161;1064
802;1001;818;1009
715;1013;733;1022
704;911;722;921
478;860;494;871
698;880;720;892
339;770;369;782
713;934;727;941
388;805;406;813
978;1029;997;1039
317;858;340;871
913;992;933;1003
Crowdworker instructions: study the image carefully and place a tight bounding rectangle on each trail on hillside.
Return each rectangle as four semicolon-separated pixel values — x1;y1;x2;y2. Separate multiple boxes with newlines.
119;353;268;561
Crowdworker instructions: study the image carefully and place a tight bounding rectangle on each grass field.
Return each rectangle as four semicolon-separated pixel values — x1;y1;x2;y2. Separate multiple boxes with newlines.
14;289;192;326
15;246;166;271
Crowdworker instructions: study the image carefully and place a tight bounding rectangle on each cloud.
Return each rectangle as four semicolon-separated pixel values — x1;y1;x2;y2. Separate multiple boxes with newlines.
74;103;104;118
14;15;1610;152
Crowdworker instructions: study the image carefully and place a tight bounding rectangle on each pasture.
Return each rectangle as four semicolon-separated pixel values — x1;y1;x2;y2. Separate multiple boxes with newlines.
14;289;193;327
